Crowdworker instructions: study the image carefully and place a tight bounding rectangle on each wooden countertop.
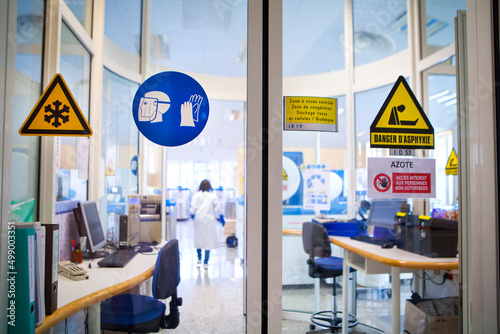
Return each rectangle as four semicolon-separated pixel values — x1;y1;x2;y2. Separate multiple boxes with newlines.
283;229;458;270
35;252;157;333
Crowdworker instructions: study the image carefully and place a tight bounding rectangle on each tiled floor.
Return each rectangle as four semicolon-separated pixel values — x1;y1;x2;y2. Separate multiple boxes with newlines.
162;219;245;334
163;219;411;333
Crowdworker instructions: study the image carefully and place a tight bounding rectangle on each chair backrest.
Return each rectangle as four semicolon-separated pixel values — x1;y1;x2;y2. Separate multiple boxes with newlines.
302;222;331;258
152;239;181;299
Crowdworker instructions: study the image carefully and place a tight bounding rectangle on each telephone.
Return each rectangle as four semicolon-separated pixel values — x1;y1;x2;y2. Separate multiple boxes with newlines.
58;261;89;281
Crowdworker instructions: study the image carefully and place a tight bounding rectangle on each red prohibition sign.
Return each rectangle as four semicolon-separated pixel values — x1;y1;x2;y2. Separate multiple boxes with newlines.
374;173;391;192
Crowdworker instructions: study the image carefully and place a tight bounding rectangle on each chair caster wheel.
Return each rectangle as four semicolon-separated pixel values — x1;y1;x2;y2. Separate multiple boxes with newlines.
310;324;316;330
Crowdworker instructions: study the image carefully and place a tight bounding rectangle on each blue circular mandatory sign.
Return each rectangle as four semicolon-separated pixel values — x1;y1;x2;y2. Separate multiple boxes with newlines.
130;155;138;176
132;71;209;147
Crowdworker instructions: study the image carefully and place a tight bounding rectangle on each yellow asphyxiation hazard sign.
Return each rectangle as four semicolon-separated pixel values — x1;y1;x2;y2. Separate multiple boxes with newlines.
370;76;434;149
19;73;92;136
445;148;458;175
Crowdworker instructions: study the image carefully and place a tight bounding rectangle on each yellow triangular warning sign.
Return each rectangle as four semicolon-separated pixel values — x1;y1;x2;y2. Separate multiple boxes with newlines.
105;160;116;176
19;73;92;136
370;76;434;149
446;148;458;175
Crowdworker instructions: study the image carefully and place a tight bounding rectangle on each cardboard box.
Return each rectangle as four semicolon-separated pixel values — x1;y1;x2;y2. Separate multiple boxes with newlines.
224;218;236;235
404;297;459;334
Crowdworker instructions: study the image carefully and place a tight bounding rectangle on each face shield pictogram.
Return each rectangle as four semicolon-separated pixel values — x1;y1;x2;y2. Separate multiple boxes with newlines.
138;91;171;123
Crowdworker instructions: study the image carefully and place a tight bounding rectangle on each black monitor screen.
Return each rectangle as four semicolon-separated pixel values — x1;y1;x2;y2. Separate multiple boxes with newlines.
367;199;404;227
78;201;106;253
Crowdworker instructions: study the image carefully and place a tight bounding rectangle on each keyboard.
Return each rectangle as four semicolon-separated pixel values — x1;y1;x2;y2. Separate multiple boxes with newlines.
350;234;396;246
97;249;137;268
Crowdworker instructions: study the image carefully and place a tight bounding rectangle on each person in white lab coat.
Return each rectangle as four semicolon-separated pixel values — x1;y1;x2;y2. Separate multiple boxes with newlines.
190;179;225;269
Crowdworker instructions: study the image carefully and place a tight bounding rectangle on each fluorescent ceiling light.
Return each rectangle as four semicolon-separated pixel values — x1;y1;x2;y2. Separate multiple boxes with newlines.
437;93;457;103
429;90;449;100
445;99;457;107
427;17;449;37
391;11;408;32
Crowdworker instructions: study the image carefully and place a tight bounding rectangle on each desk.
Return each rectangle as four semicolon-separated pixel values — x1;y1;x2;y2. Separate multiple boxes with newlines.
281;230;458;334
330;236;458;334
35;250;159;334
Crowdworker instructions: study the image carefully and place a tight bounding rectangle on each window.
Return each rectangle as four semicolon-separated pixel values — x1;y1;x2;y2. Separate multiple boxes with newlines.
422;0;466;57
63;0;93;34
11;0;44;210
104;0;142;73
100;68;139;226
167;160;236;192
57;22;91;202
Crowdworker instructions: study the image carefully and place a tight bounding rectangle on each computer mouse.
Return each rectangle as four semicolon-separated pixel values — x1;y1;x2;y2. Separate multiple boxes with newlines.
382;241;394;249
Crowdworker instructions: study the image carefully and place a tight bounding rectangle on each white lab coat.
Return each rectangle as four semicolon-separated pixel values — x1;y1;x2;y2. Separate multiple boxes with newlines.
190;191;223;250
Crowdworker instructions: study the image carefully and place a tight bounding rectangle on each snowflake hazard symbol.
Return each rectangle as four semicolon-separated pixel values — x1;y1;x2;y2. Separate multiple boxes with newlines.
44;100;70;128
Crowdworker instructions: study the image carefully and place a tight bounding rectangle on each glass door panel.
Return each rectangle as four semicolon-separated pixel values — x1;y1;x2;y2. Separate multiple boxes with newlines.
282;1;347;326
145;0;247;331
424;59;458;216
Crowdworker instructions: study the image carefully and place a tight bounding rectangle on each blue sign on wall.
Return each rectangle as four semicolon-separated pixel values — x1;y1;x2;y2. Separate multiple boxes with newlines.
132;71;209;146
130;155;138;176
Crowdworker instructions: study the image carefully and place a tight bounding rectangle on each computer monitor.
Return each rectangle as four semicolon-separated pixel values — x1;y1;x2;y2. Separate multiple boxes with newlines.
367;199;406;228
361;199;408;239
73;201;107;256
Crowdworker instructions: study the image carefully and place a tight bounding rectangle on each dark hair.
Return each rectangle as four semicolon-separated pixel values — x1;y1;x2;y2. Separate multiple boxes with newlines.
199;179;212;192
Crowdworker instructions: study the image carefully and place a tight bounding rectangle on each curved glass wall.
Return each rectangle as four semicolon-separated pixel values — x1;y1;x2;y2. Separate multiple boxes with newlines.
100;68;140;233
353;0;408;67
283;0;345;76
149;0;247;77
10;0;44;217
56;22;91;202
104;0;142;73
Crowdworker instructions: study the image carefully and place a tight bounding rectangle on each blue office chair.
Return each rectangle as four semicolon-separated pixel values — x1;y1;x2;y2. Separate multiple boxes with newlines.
302;222;358;332
100;239;182;333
